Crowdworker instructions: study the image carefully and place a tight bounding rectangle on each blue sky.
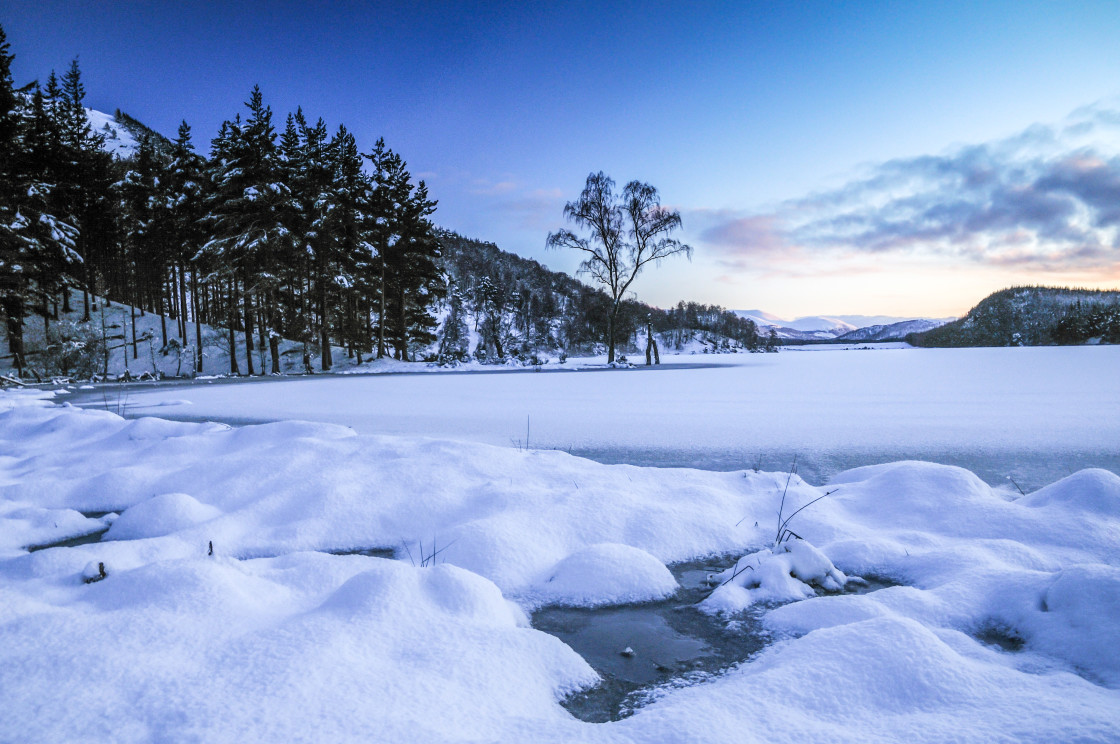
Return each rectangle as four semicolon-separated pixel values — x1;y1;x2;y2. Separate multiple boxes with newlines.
8;1;1120;317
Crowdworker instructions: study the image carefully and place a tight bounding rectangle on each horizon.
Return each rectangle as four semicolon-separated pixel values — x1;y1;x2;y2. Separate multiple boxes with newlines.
8;1;1120;317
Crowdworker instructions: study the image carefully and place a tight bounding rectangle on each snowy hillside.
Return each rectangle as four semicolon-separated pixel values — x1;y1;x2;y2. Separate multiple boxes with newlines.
86;107;173;160
912;286;1120;347
0;289;366;380
86;108;140;159
836;318;949;342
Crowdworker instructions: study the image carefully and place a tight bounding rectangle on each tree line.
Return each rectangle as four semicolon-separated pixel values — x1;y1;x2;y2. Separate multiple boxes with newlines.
0;25;760;378
908;286;1120;347
0;25;442;377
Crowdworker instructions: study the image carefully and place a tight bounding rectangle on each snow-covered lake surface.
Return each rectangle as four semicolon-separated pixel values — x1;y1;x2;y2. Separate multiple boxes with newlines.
99;344;1120;490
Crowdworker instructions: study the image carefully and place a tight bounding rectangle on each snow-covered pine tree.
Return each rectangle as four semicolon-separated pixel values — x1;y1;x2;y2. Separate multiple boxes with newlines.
53;59;116;324
324;124;372;363
0;26;79;376
160;121;207;372
437;286;470;363
473;276;506;360
364;137;400;360
200;86;292;375
395;178;444;359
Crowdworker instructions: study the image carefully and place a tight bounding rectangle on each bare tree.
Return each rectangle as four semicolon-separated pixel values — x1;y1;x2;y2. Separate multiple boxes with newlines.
547;172;691;363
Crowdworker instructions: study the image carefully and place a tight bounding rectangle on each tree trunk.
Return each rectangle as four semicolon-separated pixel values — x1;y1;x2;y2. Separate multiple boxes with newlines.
607;305;618;364
377;260;387;359
3;297;25;377
396;285;407;361
191;266;203;375
243;282;255;376
131;304;138;359
158;289;168;351
227;277;240;375
268;290;281;375
178;264;188;341
319;278;331;371
255;293;267;375
81;260;91;322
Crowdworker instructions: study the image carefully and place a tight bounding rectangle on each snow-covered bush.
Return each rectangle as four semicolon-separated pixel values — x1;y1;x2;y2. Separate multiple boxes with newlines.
40;321;107;378
700;539;850;614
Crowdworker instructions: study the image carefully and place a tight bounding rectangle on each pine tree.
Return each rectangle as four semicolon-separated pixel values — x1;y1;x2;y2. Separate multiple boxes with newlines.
0;26;78;376
200;87;291;375
161;121;207;372
324;124;372;363
437;287;470;363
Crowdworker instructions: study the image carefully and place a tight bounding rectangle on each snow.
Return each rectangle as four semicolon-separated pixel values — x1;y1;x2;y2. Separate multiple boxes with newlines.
116;344;1120;489
105;493;222;540
86;108;139;159
701;540;849;613
531;543;679;608
1;390;1119;741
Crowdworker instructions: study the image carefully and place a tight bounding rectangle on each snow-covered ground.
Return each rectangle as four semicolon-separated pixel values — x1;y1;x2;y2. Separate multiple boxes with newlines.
1;390;1118;742
94;344;1120;490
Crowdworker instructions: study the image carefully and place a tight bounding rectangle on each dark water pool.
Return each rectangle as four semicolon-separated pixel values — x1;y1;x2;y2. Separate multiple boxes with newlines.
27;526;110;552
533;555;897;722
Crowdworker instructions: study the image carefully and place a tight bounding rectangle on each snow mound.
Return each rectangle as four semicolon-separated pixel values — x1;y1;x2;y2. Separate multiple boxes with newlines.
534;543;678;607
0;502;100;555
0;552;597;742
0;389;55;411
1035;565;1120;687
701;539;848;613
1019;468;1120;516
106;493;222;540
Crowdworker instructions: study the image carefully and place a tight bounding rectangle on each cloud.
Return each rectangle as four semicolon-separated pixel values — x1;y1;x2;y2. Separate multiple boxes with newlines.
696;101;1120;276
468;178;520;197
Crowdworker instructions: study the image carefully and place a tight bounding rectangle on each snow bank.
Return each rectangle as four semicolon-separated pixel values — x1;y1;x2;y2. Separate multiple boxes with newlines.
532;543;678;607
106;493;222;540
0;552;596;742
2;393;1120;741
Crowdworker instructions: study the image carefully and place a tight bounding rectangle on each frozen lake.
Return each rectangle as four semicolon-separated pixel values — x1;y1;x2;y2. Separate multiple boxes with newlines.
82;344;1120;491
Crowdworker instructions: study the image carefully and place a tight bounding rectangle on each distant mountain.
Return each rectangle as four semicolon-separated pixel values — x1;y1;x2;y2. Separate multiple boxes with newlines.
830;314;934;327
732;309;952;341
783;316;857;333
836;318;949;342
732;310;849;338
908;286;1120;347
734;309;785;326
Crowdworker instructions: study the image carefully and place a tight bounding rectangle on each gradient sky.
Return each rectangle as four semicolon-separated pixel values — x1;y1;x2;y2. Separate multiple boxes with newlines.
7;1;1120;318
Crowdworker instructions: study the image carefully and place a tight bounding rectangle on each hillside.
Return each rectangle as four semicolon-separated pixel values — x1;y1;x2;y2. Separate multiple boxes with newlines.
837;318;948;342
436;231;763;357
908;287;1120;347
0;288;358;381
86;107;173;161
